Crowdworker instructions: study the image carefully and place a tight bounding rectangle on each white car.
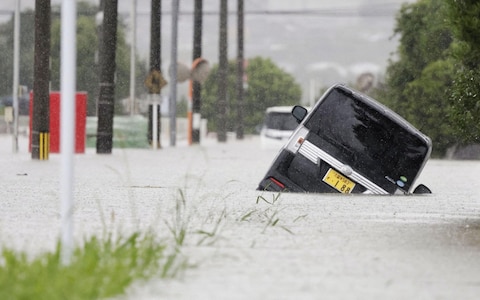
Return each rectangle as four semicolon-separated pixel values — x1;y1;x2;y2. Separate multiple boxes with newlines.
260;106;300;149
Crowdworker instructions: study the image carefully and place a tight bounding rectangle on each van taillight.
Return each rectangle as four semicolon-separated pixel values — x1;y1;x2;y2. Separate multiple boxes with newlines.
269;177;285;189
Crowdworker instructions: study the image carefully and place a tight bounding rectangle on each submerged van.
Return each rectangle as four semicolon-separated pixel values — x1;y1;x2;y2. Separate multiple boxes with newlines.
257;84;432;195
260;106;299;149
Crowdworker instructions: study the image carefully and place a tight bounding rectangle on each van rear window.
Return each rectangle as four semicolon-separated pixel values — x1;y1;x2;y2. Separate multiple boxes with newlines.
303;88;429;193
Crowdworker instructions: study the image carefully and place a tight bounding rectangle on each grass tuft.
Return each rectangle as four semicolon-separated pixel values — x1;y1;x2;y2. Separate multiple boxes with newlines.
195;208;227;246
241;192;296;235
0;231;182;300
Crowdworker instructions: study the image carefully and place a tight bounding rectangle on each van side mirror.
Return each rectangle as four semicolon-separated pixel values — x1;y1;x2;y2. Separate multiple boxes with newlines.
292;105;308;123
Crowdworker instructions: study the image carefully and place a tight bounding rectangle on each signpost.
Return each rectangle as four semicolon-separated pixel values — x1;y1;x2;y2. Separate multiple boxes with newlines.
188;58;209;144
145;69;167;94
145;69;166;149
147;0;163;148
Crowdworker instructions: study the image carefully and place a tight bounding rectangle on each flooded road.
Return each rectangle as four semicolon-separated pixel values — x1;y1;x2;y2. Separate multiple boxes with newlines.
1;135;479;299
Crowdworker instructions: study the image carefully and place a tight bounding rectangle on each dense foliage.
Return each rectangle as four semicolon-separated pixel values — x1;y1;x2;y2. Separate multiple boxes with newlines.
375;0;455;156
445;0;480;145
377;0;480;156
201;57;302;134
0;2;147;116
0;232;182;300
0;9;35;97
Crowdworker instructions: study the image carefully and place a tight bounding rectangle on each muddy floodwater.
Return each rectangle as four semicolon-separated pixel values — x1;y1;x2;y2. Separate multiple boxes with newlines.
1;135;479;300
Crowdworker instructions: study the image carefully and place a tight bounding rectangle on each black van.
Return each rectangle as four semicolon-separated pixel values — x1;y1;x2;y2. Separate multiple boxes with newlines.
257;84;432;195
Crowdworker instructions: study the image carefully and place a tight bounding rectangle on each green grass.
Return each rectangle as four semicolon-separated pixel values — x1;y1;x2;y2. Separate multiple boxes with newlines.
0;188;297;299
238;192;296;235
0;231;185;300
0;189;197;299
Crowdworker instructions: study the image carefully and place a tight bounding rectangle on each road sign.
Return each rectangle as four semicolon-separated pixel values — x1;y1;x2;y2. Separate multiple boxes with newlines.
191;58;210;84
144;69;167;94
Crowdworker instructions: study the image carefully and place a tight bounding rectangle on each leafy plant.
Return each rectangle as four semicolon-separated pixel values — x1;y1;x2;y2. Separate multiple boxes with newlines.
195;208;227;246
164;189;190;250
256;192;281;205
375;0;456;156
201;56;302;134
0;231;179;300
448;68;480;144
240;192;295;235
377;0;480;154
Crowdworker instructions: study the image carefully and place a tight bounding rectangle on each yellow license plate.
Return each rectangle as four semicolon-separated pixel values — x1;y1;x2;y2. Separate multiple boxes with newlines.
322;168;356;194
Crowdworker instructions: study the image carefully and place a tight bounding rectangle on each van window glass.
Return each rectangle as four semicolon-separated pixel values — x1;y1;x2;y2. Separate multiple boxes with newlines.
303;88;428;193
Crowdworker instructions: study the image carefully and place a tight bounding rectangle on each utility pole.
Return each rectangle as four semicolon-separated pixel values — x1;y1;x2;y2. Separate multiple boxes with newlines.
191;0;202;144
31;0;51;160
12;0;20;153
217;0;227;142
95;0;104;116
129;0;137;116
146;0;164;148
149;0;161;77
236;0;244;140
96;0;118;154
169;0;180;147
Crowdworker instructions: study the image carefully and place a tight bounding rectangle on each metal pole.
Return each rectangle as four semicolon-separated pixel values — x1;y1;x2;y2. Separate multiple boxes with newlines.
96;0;118;154
236;0;244;140
217;0;228;142
129;0;136;116
191;0;202;144
169;0;179;146
32;0;51;160
60;0;77;265
147;0;161;147
152;99;158;149
12;0;20;153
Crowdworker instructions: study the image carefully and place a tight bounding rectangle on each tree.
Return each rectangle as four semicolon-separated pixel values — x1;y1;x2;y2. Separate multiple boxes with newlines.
378;0;480;155
0;9;36;97
446;0;480;69
376;0;456;156
50;7;98;114
445;0;480;144
448;68;480;144
0;2;147;116
201;56;302;134
50;2;146;116
403;59;457;153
